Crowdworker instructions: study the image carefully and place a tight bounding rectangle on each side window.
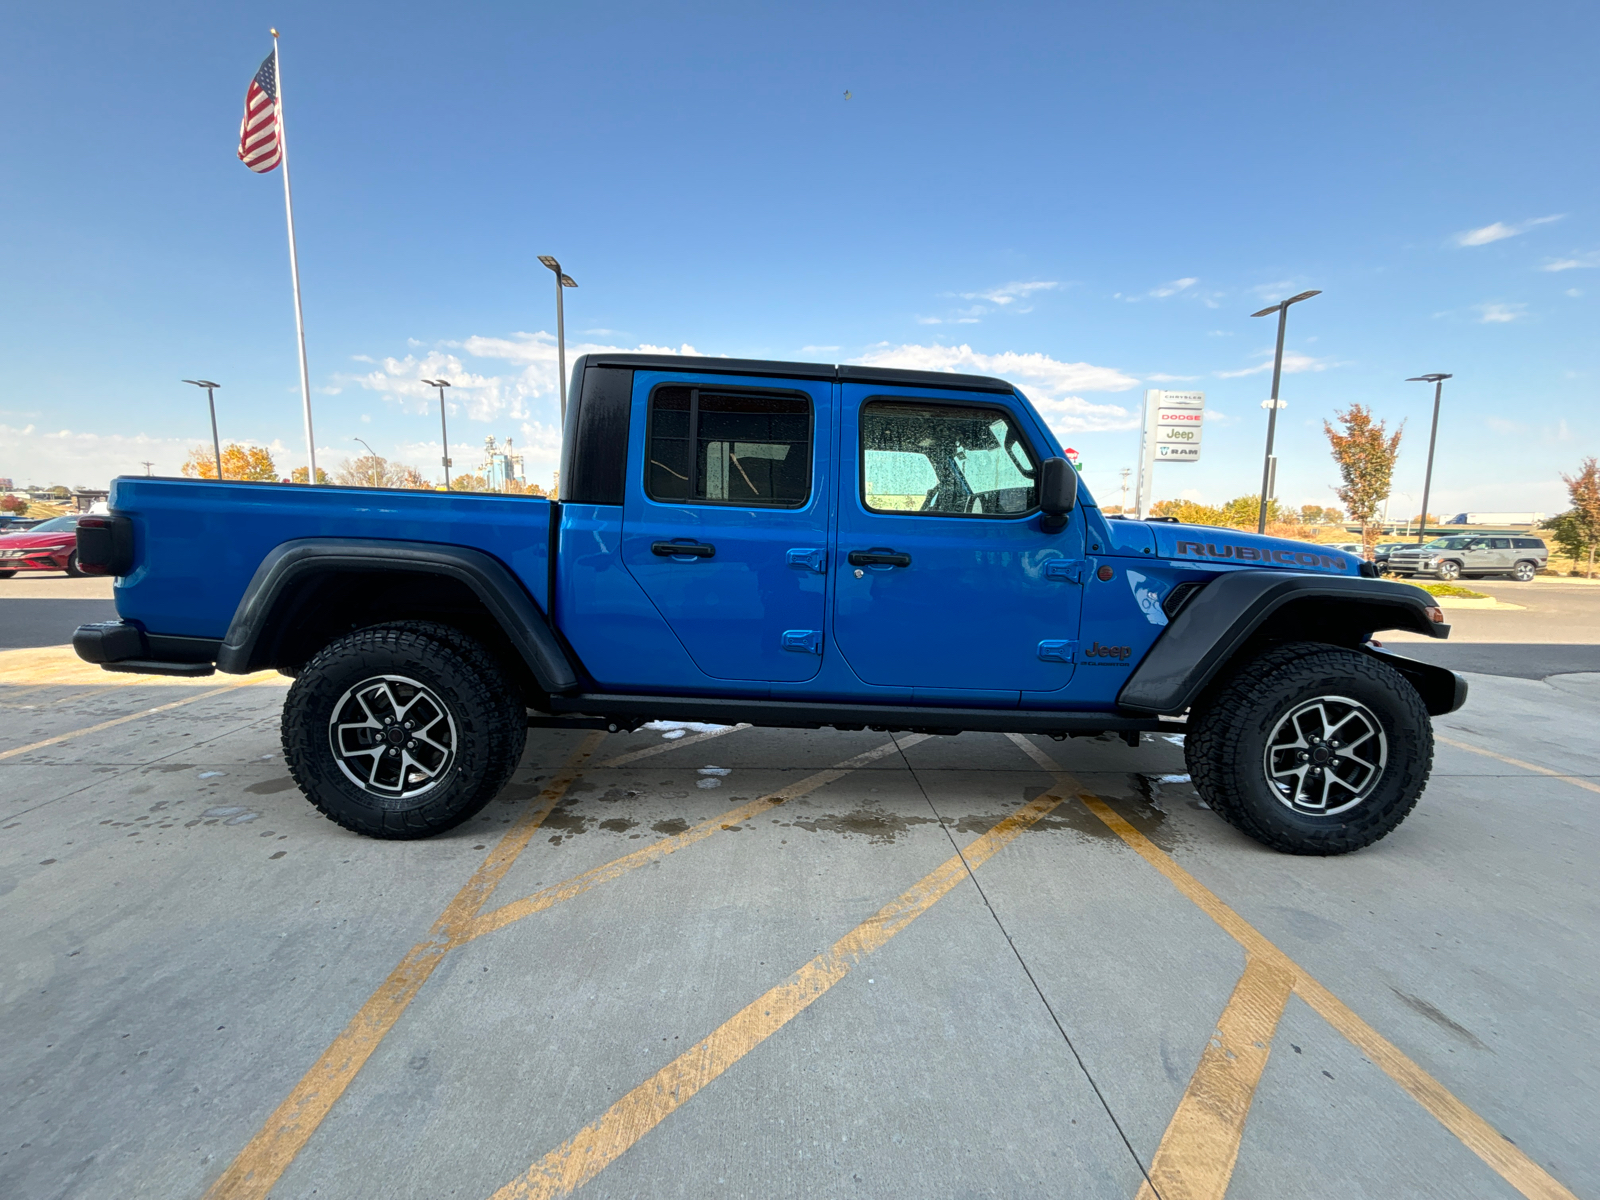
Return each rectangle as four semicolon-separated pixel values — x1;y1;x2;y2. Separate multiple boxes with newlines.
1514;538;1544;549
645;386;812;507
1489;538;1511;550
861;401;1038;517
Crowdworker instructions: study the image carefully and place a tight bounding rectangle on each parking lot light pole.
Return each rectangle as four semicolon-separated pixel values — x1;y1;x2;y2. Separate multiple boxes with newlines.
1406;373;1452;545
352;437;380;487
537;256;578;427
421;379;453;489
182;380;224;481
1249;290;1321;533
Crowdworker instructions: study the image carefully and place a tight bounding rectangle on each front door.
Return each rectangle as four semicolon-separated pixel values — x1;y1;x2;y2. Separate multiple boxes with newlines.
620;371;830;683
831;387;1085;695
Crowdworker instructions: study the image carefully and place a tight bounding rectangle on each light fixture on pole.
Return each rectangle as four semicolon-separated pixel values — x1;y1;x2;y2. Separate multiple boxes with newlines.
1248;290;1321;533
352;437;381;487
182;380;224;481
537;256;578;427
1405;373;1452;545
421;379;453;489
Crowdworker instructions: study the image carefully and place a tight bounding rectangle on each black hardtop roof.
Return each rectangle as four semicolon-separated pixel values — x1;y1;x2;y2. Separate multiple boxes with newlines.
577;352;1015;395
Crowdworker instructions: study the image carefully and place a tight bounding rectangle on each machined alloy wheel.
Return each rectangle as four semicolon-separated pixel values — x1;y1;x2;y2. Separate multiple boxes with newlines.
1513;560;1537;582
1262;695;1387;816
1436;560;1461;581
328;674;458;799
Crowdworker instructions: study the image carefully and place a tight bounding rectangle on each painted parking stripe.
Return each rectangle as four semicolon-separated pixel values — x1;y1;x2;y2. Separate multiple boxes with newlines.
204;734;922;1199
597;723;751;768
467;735;928;942
1134;956;1295;1200
484;787;1068;1200
1008;735;1579;1200
0;683;262;762
1438;734;1600;796
202;733;607;1200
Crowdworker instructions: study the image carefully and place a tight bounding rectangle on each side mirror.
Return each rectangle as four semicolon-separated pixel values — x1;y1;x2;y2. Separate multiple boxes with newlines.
1039;457;1077;532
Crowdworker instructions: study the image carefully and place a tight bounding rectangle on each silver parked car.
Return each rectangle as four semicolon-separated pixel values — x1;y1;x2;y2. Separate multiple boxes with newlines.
1386;535;1548;582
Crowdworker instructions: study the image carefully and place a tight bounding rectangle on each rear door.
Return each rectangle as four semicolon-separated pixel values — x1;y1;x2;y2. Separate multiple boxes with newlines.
620;370;830;683
830;385;1084;697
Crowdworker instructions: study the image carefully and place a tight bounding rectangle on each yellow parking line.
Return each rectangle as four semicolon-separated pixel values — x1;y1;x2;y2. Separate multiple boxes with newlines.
1135;956;1295;1200
597;723;751;768
203;733;607;1200
1007;735;1579;1200
1437;734;1600;796
0;683;256;762
485;787;1067;1200
467;735;927;942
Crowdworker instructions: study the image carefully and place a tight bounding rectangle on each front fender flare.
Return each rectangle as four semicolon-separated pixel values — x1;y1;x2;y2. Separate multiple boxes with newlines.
1117;570;1449;715
215;538;579;694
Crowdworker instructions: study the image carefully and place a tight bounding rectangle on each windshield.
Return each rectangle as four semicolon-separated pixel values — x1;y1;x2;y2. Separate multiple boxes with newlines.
18;515;80;534
1423;537;1474;550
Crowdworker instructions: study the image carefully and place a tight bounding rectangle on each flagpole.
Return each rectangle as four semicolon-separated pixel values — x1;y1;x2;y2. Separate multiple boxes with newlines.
271;29;317;484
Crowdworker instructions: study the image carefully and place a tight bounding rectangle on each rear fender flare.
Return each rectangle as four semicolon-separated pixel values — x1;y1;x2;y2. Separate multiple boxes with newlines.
1117;570;1452;715
216;538;579;693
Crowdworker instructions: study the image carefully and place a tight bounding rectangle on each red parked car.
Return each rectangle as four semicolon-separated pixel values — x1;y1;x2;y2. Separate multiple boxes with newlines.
0;515;85;577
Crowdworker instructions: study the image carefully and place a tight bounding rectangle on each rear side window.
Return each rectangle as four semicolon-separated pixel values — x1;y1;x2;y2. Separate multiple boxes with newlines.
1514;538;1546;549
861;401;1037;516
645;386;812;507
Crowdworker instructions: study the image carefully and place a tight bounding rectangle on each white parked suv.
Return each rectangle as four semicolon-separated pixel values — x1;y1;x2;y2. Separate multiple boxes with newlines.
1386;535;1548;582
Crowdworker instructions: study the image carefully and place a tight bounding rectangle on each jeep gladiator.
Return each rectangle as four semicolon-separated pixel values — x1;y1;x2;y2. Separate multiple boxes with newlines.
72;353;1466;854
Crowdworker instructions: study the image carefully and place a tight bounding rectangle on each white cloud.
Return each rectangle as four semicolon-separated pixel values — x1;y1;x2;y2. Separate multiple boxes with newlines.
1542;252;1600;272
1149;277;1198;298
1215;350;1340;378
1146;372;1198;382
1475;302;1526;324
1250;280;1300;301
959;281;1059;307
0;423;203;486
800;345;841;353
850;343;1140;433
1206;330;1234;337
1454;215;1564;247
1566;288;1584;298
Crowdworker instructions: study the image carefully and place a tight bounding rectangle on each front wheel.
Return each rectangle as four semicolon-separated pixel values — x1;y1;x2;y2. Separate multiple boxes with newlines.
0;570;15;579
64;551;85;577
1513;560;1537;582
1186;642;1433;855
282;623;527;838
1435;560;1461;581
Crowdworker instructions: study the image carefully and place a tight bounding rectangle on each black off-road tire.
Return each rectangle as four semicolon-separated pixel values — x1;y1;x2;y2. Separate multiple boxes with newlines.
281;622;527;838
1185;642;1433;855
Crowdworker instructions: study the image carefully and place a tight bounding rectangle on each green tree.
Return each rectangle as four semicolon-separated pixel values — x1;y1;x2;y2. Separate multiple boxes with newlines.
1324;404;1403;555
1545;457;1600;577
1150;498;1225;525
1219;494;1286;528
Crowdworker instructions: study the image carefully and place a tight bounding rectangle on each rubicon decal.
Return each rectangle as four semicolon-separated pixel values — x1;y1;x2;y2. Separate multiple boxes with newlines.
1176;540;1348;570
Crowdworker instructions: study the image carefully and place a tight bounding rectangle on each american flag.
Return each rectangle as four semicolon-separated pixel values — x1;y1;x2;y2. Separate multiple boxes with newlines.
237;52;282;173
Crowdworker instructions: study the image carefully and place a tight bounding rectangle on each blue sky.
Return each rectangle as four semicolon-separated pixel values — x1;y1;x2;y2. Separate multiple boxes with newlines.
2;0;1595;517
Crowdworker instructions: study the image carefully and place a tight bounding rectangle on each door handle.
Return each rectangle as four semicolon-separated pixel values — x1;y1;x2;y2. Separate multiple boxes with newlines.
652;540;715;558
847;549;911;568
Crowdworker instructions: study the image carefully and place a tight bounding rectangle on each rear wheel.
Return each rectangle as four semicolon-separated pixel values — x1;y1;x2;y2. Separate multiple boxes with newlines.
282;623;526;838
1186;642;1433;855
1513;560;1537;582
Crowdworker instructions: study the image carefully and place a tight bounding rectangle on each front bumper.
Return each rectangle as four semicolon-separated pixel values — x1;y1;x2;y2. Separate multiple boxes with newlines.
0;551;70;571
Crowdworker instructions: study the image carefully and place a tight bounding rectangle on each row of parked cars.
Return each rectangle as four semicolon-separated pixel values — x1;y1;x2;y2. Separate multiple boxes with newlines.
0;514;86;577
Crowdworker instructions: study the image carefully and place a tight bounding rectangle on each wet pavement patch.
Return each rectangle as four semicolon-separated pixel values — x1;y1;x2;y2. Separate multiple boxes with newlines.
244;777;297;795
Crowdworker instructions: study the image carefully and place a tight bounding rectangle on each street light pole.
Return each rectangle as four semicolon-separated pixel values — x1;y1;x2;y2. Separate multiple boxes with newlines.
1248;290;1321;533
421;379;453;489
1406;373;1452;545
182;380;224;480
537;256;578;427
352;437;380;487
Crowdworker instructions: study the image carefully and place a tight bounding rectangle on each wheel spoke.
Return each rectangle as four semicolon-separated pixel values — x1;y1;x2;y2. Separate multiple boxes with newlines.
1262;693;1388;817
328;674;458;801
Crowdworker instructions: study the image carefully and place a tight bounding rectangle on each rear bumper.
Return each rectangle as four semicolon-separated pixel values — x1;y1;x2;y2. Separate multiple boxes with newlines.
73;622;221;677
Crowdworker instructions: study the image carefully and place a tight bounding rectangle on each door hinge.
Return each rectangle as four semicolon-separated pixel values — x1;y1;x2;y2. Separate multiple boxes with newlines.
786;547;827;574
782;629;824;655
1044;559;1085;584
1037;639;1077;663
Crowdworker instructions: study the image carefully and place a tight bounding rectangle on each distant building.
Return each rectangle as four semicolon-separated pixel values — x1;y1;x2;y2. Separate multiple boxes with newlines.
1447;512;1546;526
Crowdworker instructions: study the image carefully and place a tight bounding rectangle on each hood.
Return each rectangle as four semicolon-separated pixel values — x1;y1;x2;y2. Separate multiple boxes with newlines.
1150;522;1363;577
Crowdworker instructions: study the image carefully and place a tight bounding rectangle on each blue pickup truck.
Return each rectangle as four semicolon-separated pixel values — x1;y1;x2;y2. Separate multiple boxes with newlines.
72;353;1464;855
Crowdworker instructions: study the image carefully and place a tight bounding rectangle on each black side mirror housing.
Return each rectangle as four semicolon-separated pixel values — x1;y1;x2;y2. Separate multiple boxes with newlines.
1039;457;1077;532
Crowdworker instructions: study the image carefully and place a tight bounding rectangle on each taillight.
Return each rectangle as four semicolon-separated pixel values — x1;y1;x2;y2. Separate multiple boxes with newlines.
76;514;135;575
